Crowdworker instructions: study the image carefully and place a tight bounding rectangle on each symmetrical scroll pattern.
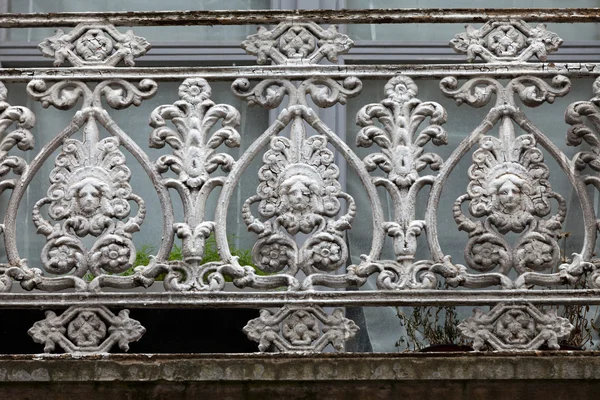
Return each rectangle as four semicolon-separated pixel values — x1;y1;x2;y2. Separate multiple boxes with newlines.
3;79;159;292
0;83;35;292
450;20;562;63
565;76;600;288
149;78;241;291
455;128;565;275
0;13;597;356
33;135;144;277
458;303;573;351
39;23;151;67
232;76;361;290
243;305;359;352
353;76;447;289
242;22;352;65
28;306;145;353
430;75;594;289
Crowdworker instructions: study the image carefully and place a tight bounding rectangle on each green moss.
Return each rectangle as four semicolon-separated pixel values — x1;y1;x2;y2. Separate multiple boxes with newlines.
85;234;255;281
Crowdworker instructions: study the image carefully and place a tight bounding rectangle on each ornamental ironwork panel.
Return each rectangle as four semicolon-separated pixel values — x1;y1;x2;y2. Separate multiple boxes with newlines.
0;8;600;354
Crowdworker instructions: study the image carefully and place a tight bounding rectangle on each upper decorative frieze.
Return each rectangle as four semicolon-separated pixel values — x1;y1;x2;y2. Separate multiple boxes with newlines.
38;23;151;67
241;22;352;65
450;20;562;63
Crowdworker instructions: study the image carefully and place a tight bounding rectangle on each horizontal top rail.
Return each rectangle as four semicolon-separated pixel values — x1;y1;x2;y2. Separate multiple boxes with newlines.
1;290;600;309
0;8;600;28
0;63;598;82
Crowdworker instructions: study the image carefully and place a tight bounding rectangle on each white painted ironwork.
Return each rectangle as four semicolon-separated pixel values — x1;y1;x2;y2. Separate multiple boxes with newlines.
0;10;599;353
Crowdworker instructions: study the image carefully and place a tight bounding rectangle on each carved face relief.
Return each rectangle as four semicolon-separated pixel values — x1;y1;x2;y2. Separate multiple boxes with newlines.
71;178;107;216
491;173;528;214
279;173;323;214
34;136;144;277
456;133;565;276
243;134;354;276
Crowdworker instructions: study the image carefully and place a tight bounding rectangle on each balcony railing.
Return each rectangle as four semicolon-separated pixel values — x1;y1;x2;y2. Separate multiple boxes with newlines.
1;8;600;354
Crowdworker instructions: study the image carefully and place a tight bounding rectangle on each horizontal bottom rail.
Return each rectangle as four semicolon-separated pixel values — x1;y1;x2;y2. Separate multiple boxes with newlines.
0;290;599;308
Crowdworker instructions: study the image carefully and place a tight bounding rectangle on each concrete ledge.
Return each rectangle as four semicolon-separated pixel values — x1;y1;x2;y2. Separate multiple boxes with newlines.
0;352;600;382
2;353;600;399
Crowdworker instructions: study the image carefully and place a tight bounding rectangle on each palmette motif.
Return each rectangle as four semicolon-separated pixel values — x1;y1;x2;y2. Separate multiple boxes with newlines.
0;16;598;355
231;76;361;290
565;76;600;288
148;78;243;291
2;78;162;292
352;76;448;289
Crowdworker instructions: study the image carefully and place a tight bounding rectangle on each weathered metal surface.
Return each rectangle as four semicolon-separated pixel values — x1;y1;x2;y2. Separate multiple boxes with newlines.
28;306;145;354
2;63;600;82
450;20;563;63
1;13;600;354
0;290;598;309
2;9;600;28
38;23;151;67
458;303;573;351
243;305;359;352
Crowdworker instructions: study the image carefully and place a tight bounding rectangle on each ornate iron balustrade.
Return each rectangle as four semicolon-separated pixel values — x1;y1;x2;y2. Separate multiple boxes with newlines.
1;8;600;354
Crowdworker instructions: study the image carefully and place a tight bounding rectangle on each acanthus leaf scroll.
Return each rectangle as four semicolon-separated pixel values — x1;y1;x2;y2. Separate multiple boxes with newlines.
565;76;600;288
0;83;36;292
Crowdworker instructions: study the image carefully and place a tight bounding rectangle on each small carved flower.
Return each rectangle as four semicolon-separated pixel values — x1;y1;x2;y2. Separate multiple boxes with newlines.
384;75;418;104
28;312;67;353
258;242;291;273
471;242;502;271
99;243;131;270
308;240;342;271
47;244;80;272
519;240;555;271
178;78;211;105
